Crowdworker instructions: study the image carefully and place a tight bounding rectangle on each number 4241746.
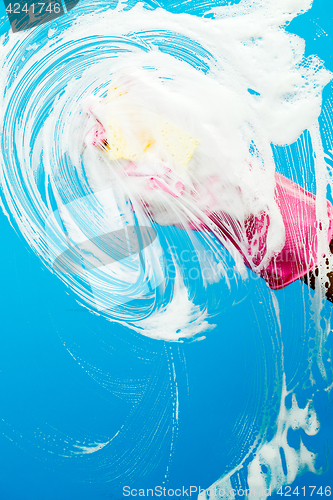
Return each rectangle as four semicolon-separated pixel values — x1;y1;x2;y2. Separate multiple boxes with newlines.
277;486;331;497
6;3;61;14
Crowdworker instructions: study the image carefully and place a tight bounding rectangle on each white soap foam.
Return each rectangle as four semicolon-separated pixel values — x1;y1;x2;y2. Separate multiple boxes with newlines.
0;1;331;338
198;375;320;500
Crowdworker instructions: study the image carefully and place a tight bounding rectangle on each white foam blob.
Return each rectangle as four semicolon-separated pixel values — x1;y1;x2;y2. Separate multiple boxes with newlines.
198;375;320;500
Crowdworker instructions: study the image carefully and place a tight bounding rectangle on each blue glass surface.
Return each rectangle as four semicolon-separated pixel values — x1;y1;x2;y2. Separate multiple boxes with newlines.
0;1;333;499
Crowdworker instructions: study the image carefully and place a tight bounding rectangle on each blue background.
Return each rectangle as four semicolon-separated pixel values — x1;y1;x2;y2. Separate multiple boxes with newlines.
1;0;333;499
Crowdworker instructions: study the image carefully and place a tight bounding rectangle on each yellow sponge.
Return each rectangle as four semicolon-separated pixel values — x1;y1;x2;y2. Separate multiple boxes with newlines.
104;83;198;165
160;121;198;167
106;118;155;161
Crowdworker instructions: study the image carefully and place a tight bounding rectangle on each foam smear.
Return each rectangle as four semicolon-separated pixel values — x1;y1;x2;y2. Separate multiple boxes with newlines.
0;0;332;493
70;440;111;455
0;0;331;342
198;375;320;500
247;376;320;498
